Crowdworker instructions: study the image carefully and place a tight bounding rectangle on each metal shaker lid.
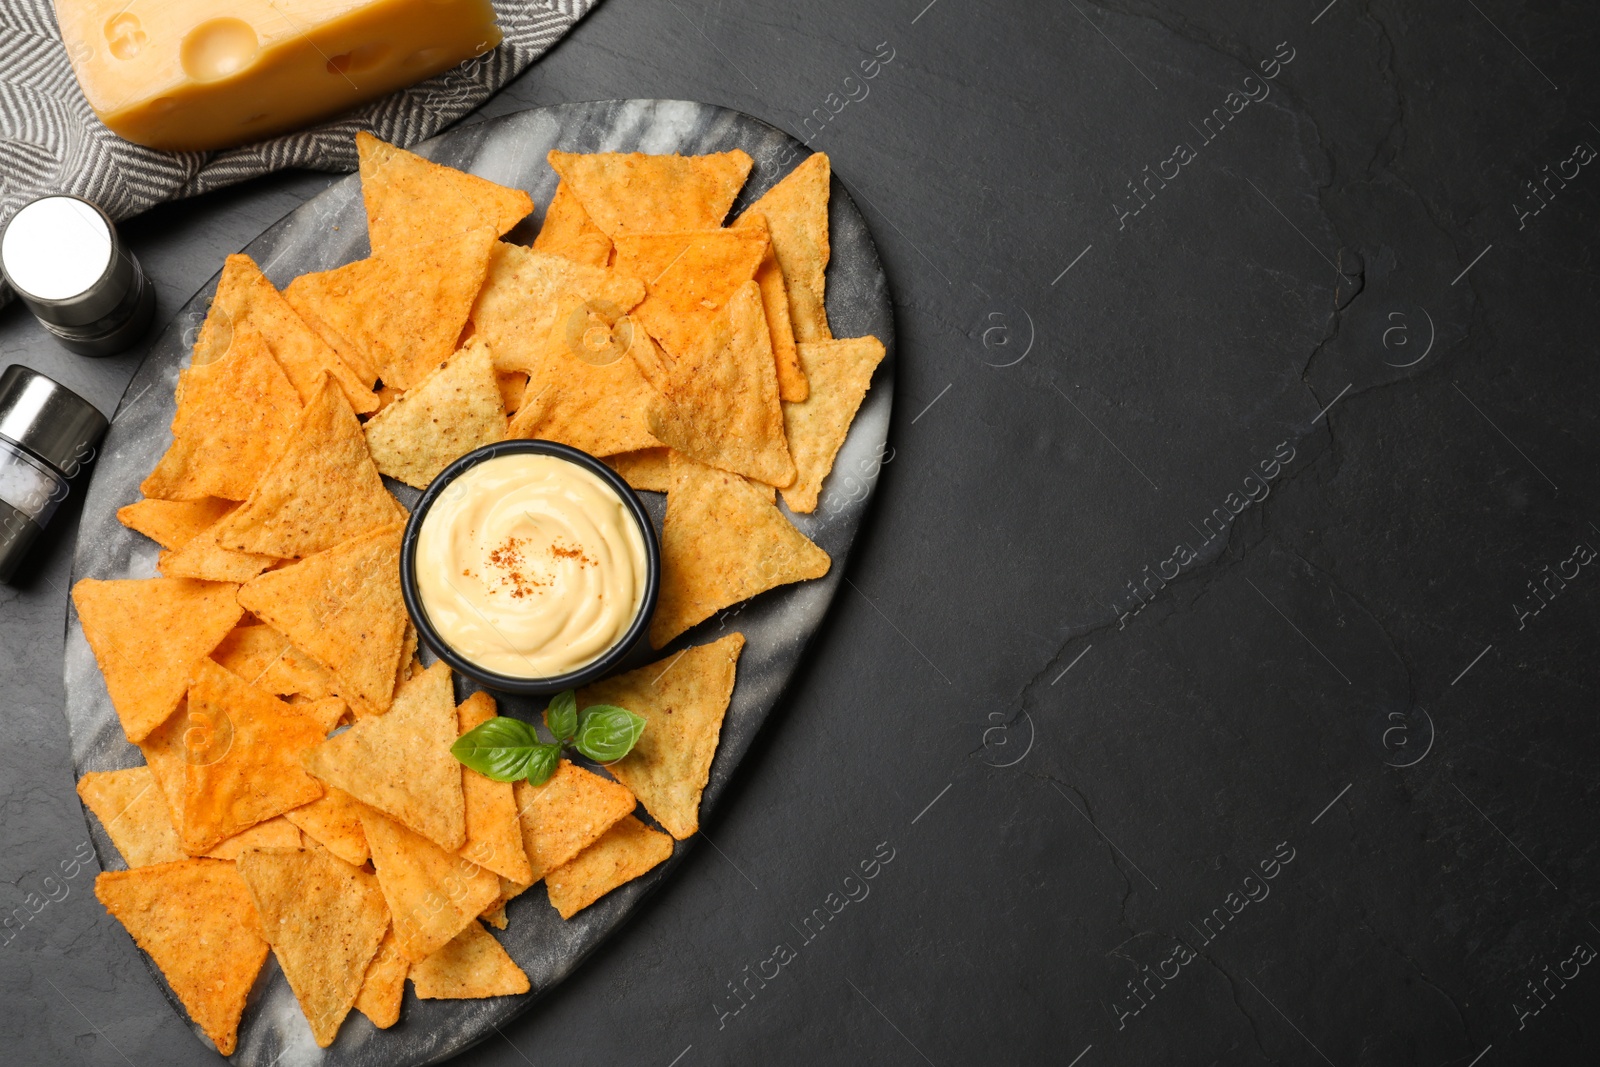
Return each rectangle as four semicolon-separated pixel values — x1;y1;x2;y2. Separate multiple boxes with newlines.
0;365;108;473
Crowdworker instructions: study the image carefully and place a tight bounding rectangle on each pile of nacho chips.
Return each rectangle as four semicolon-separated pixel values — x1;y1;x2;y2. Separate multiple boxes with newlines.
74;131;883;1053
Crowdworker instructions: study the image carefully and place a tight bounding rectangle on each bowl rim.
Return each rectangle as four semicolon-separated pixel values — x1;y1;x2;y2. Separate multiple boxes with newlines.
399;438;662;696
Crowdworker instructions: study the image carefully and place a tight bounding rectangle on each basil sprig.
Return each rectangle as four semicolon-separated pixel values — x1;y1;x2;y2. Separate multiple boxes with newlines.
450;690;646;786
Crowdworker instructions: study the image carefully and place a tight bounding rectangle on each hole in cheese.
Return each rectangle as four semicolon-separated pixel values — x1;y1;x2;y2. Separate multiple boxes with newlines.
180;19;259;82
104;13;146;60
325;42;389;77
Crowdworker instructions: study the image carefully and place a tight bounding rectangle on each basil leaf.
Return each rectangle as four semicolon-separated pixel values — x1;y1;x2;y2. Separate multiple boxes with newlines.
524;742;562;786
450;716;542;782
573;705;646;763
545;690;578;745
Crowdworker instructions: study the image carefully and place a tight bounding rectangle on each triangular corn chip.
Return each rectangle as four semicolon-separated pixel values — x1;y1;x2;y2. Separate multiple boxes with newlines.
544;815;673;920
646;282;796;487
195;254;376;412
141;319;302;501
237;523;409;716
236;846;389;1048
753;240;806;401
95;859;270;1055
409;920;529;998
284;786;369;866
180;660;328;853
211;622;336;700
503;299;661;456
577;633;744;839
301;662;466;849
479;897;508;929
735;151;831;341
603;447;671;493
468;241;645;375
455;692;533;884
361;807;499;961
357;131;533;258
354;927;408;1028
781;337;888;513
156;514;276;583
649;453;829;647
283;259;382;386
284;227;499;390
548;149;752;236
363;338;506;488
116;496;235;550
72;577;243;743
612;227;768;360
77;766;187;868
533;180;612;265
506;760;636;888
212;376;407;560
133;704;302;858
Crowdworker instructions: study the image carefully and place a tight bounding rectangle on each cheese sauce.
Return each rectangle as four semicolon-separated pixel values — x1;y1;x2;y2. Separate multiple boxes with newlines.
415;454;647;677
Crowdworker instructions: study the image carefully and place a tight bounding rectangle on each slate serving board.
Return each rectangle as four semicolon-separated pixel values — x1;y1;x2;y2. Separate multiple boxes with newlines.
63;100;894;1067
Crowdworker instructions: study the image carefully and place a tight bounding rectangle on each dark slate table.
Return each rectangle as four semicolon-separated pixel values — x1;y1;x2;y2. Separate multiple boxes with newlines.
3;1;1596;1064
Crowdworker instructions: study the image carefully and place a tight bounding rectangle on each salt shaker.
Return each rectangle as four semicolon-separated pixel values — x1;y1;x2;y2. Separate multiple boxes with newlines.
0;366;107;583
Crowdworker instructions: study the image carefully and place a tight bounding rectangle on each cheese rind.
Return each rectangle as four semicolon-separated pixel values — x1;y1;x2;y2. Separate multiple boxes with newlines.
55;0;501;151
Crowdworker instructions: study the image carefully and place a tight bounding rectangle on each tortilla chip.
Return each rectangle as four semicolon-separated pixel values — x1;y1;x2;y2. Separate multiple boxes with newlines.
283;260;382;386
117;497;236;551
77;766;187;867
195;254;377;413
735;151;831;341
207;818;301;857
603;447;671;492
503;301;662;456
357;131;533;258
410;920;529;998
577;633;744;839
354;927;408;1028
479;898;508;929
394;621;420;699
302;662;466;849
180;660;328;853
497;370;528;414
611;227;769;361
646;281;796;487
626;328;672;394
211;622;336;700
650;453;830;647
141;319;302;501
468;241;645;376
95;859;270;1055
549;149;752;236
456;691;534;883
284;786;369;866
507;760;636;887
237;523;409;716
213;376;407;560
285;227;499;390
544;815;673;920
72;577;243;743
361;807;499;961
534;180;612;265
156;514;276;583
781;337;888;513
363;338;506;488
753;241;806;401
236;846;390;1048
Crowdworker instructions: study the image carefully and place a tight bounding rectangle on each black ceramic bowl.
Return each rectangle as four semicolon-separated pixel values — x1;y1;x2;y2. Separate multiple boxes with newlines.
399;439;661;695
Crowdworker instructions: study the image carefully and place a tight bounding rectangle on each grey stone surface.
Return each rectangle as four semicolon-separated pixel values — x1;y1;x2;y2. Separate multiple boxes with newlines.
3;1;1598;1065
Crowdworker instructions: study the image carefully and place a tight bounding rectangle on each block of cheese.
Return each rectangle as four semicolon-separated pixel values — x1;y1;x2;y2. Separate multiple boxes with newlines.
55;0;501;151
